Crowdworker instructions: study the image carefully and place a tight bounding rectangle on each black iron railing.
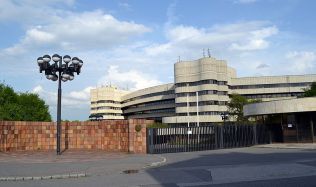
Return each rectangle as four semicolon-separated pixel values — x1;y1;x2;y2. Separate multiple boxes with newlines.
147;124;269;154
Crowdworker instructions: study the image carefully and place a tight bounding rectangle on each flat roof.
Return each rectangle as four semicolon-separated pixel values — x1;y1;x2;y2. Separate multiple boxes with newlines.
244;97;316;116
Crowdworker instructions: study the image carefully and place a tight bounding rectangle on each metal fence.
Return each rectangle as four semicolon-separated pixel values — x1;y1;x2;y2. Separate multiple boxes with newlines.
147;124;269;154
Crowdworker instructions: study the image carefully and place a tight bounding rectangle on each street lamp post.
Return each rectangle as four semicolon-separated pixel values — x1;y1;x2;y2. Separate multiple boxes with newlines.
220;112;229;125
219;112;229;149
37;54;83;155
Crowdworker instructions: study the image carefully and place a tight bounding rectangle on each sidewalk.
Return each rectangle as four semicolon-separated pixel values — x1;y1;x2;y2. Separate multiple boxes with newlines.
0;150;164;179
254;143;316;150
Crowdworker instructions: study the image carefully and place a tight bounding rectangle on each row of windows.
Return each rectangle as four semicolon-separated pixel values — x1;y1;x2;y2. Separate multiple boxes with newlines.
91;100;121;104
176;90;227;97
230;82;312;90
123;99;175;109
129;108;176;115
93;113;122;116
242;92;303;99
176;80;227;87
122;90;174;103
91;106;121;110
176;101;228;107
177;111;222;116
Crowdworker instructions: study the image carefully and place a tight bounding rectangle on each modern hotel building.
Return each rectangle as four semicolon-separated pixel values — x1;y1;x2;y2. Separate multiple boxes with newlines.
90;56;316;124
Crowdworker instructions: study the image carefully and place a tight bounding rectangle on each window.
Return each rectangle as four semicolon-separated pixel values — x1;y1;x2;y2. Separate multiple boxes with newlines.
175;79;227;87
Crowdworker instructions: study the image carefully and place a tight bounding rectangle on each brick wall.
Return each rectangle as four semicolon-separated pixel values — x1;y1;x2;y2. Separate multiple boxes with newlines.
128;119;154;154
0;119;153;154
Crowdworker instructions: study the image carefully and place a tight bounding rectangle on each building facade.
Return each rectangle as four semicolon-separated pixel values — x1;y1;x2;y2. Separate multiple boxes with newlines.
244;97;316;143
90;86;129;120
90;56;316;123
121;83;175;121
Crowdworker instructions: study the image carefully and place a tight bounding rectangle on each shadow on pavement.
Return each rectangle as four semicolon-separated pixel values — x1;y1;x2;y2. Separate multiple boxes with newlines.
144;148;316;187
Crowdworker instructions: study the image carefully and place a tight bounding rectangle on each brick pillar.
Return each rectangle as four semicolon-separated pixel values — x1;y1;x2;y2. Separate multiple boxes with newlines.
128;119;154;154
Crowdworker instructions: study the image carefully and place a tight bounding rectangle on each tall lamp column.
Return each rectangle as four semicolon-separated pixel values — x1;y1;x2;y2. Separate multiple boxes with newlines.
37;54;83;155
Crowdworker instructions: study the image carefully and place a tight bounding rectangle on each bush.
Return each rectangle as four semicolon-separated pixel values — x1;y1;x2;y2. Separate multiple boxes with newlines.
0;83;51;121
147;122;168;128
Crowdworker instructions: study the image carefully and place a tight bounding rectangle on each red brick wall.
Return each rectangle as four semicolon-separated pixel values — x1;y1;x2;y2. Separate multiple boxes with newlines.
0;119;153;153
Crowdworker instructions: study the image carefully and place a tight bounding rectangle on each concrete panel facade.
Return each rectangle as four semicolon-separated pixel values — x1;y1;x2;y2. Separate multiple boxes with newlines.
244;97;316;116
90;56;316;124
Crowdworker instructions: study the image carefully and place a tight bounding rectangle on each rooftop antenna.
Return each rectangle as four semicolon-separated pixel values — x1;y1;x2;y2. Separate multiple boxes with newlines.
203;49;205;57
208;48;211;58
178;56;181;63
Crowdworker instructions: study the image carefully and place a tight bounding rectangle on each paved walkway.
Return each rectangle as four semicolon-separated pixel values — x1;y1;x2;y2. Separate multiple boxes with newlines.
254;143;316;149
0;150;164;178
2;147;316;186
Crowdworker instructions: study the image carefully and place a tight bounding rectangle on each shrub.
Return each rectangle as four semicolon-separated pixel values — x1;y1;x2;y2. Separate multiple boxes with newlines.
147;122;168;128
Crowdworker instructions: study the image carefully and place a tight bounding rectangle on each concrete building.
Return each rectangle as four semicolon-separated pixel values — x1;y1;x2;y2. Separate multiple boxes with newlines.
244;97;316;143
121;83;175;121
90;56;316;124
90;85;129;120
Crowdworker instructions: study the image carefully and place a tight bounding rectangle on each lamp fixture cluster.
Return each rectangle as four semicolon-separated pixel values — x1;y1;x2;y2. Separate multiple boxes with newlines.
37;54;83;82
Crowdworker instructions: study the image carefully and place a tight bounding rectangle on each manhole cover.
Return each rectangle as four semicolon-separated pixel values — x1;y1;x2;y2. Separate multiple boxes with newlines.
122;169;139;174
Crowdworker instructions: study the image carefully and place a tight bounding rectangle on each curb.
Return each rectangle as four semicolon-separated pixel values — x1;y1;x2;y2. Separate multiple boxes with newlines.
254;145;316;150
0;173;87;182
143;155;167;169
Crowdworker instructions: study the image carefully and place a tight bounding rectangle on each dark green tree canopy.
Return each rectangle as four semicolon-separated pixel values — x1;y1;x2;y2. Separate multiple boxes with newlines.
304;82;316;97
228;93;261;123
0;83;51;121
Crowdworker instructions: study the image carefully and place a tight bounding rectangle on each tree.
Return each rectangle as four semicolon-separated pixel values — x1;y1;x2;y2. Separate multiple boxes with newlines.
303;82;316;97
0;83;52;121
227;93;261;124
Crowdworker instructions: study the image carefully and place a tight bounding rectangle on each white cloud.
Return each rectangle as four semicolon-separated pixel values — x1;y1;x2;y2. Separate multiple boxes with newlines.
68;87;93;101
145;22;278;58
118;2;131;10
230;26;278;51
32;85;92;108
1;10;151;55
0;0;74;23
98;66;162;91
285;51;316;74
32;85;44;94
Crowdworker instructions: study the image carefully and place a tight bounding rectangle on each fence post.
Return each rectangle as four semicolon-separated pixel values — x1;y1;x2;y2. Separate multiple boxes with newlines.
253;125;257;145
147;128;154;154
214;126;218;149
220;126;223;149
310;115;314;143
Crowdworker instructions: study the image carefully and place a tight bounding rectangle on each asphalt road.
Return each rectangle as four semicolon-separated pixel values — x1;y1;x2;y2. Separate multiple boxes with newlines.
1;147;316;187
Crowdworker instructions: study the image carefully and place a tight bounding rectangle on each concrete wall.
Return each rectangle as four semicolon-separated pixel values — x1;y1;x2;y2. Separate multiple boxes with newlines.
244;97;316;116
0;119;154;154
230;74;316;101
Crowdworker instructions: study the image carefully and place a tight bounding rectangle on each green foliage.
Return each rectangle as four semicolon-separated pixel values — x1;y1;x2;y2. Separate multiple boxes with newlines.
0;83;51;121
228;94;262;124
303;82;316;97
247;98;262;104
147;122;168;128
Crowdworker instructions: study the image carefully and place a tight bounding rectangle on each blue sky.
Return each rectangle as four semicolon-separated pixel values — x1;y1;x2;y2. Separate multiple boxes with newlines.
0;0;315;121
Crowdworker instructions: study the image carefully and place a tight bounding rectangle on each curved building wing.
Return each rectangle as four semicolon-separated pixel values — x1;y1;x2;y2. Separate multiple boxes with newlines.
90;56;316;124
